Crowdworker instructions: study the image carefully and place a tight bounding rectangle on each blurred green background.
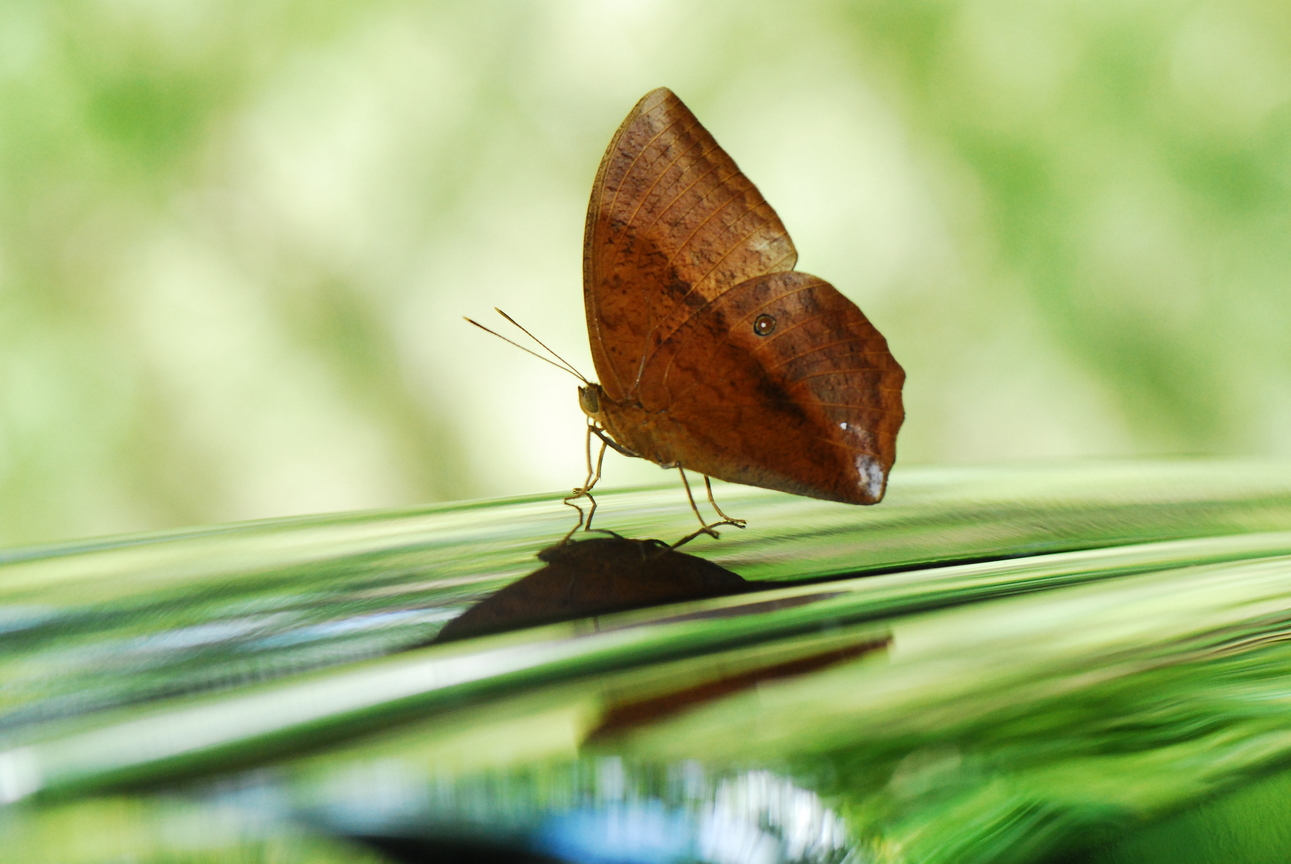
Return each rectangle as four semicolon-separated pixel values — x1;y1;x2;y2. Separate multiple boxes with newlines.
1;0;1288;548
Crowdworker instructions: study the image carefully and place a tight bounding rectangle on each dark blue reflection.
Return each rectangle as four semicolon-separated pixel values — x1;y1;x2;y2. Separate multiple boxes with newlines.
538;801;693;864
300;759;852;864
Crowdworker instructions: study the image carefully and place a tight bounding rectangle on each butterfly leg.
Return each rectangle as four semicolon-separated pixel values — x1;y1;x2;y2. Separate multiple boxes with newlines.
562;423;608;542
703;475;746;529
582;434;608;530
673;467;745;547
676;467;719;544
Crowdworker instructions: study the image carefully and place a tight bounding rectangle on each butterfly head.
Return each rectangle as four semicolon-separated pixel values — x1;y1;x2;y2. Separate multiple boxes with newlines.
578;383;604;419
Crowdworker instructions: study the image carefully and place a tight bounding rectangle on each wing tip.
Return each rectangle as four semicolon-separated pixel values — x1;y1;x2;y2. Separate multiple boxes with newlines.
634;87;679;117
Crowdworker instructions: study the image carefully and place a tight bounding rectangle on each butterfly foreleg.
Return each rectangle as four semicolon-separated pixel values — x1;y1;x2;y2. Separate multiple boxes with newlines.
590;425;639;459
562;422;608;542
583;433;608;529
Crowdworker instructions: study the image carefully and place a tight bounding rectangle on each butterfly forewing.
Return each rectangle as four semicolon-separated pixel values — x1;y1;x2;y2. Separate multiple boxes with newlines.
584;88;797;401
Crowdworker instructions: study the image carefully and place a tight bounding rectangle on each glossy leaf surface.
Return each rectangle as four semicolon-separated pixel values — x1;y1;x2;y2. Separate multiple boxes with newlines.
3;461;1291;863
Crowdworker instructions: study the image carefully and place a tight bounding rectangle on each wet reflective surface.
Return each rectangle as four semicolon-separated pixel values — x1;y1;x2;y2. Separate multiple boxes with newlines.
5;462;1291;862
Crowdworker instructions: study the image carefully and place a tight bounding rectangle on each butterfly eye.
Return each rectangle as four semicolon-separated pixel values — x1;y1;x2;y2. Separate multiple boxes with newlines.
753;314;777;337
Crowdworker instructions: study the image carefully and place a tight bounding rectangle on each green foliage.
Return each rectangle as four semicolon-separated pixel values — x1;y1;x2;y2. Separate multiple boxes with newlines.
1;0;1290;547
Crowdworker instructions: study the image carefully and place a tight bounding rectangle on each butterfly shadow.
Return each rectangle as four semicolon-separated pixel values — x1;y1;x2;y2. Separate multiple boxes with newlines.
433;532;758;644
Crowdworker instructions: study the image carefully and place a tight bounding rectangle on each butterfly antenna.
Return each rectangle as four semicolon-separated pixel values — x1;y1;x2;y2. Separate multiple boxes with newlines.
463;315;589;383
492;308;590;382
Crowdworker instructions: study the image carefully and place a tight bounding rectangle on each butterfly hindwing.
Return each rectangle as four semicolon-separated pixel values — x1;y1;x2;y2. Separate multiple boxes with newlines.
636;271;904;504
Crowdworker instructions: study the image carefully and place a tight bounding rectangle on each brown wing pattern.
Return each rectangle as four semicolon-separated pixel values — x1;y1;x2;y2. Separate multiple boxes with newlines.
583;88;797;401
636;271;905;504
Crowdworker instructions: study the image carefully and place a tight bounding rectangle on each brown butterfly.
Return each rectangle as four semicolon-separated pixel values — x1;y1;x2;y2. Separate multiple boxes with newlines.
472;88;904;541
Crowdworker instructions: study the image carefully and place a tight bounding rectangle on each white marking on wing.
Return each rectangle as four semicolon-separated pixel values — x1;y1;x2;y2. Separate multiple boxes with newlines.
854;454;885;500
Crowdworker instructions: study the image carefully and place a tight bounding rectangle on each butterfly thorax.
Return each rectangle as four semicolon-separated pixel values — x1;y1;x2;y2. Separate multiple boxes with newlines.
578;384;678;468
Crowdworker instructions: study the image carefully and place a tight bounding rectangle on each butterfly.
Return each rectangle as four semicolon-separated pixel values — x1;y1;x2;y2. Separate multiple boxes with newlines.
473;88;904;541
